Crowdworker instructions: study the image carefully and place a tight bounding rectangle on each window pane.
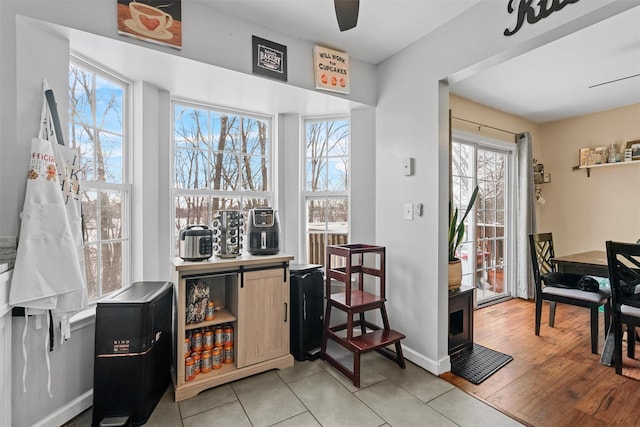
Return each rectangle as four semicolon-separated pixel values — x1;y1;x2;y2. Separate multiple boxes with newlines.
175;148;208;189
99;132;123;183
100;190;122;240
84;243;98;300
100;241;123;295
328;157;348;191
82;190;98;242
212;197;241;212
306;158;327;191
174;106;209;149
175;196;210;232
243;155;268;191
95;75;123;133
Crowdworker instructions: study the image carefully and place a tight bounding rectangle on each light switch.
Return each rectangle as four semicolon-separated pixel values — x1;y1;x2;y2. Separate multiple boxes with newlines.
404;203;414;220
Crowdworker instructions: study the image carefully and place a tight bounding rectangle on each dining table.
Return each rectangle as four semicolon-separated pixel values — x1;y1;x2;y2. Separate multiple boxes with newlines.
551;250;609;278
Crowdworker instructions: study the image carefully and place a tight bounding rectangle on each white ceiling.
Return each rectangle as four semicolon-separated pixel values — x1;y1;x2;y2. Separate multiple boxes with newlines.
203;0;483;65
204;0;640;123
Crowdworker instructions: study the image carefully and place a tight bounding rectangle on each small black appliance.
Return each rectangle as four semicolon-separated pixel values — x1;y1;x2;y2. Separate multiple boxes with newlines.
247;207;280;255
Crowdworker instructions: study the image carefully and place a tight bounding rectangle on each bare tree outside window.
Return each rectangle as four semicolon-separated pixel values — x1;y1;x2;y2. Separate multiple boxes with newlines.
173;102;272;254
69;61;129;300
304;118;350;265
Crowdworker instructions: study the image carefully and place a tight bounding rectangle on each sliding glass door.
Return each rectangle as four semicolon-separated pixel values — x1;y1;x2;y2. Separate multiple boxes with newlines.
452;133;514;306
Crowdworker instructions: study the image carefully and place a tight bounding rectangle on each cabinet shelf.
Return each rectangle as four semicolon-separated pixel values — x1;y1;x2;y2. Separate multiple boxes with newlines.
185;308;237;331
572;159;640;177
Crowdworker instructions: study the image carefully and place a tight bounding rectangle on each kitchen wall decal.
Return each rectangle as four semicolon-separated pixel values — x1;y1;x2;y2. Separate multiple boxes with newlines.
252;36;288;82
504;0;580;37
117;0;182;49
313;46;350;94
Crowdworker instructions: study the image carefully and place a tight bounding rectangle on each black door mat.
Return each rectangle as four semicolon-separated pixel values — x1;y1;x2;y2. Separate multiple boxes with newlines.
450;343;513;384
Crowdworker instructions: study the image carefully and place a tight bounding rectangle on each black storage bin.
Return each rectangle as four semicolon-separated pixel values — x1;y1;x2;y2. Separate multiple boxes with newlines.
289;264;323;361
92;281;173;427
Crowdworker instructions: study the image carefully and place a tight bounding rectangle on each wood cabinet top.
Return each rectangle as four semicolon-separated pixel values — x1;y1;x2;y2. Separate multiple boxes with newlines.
171;253;295;273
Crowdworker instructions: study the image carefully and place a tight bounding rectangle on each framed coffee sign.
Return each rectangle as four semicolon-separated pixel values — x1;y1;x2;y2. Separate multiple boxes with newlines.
252;36;288;82
117;0;182;49
313;46;350;94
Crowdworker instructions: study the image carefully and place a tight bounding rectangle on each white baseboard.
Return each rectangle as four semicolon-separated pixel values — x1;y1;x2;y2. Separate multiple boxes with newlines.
402;344;451;375
32;389;92;427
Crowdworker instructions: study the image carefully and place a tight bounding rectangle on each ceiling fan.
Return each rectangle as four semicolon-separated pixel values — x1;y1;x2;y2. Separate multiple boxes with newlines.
334;0;359;32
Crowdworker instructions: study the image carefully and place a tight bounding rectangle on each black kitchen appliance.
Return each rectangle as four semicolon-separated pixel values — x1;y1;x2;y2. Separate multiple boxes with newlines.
178;225;213;261
92;281;173;427
289;264;323;361
247;207;280;255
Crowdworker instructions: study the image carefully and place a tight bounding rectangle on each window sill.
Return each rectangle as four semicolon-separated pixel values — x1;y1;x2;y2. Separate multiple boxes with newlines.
69;306;96;332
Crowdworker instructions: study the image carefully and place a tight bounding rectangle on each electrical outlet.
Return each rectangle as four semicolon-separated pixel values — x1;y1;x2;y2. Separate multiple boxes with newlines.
402;157;413;176
404;203;413;220
414;202;423;217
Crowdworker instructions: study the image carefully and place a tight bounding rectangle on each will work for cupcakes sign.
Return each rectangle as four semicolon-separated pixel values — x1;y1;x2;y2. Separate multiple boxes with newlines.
313;46;350;94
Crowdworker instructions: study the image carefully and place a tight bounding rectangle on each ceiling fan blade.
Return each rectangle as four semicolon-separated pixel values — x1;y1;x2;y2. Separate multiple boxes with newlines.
334;0;359;32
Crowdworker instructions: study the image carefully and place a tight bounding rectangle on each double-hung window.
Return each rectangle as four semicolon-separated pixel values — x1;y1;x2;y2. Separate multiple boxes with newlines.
172;101;273;253
303;117;350;265
69;58;130;301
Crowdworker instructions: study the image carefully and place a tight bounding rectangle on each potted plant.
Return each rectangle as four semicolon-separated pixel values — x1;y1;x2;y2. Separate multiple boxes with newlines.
448;186;479;291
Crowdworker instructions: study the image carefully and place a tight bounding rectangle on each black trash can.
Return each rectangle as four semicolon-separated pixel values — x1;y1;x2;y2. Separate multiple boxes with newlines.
92;281;173;427
289;264;324;361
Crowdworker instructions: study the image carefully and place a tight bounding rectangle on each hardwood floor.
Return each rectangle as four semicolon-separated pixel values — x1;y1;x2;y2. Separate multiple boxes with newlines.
441;298;640;427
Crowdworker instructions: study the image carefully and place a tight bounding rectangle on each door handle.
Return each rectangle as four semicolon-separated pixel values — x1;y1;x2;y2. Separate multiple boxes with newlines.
284;302;288;322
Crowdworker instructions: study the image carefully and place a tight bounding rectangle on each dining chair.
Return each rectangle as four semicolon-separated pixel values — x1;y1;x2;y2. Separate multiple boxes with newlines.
605;240;640;374
529;233;610;354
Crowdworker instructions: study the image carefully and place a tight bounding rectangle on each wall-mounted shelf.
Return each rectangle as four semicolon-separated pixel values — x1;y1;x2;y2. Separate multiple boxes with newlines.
572;160;640;177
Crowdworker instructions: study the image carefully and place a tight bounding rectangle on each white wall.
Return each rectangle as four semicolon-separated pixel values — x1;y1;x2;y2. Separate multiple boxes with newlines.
376;0;638;374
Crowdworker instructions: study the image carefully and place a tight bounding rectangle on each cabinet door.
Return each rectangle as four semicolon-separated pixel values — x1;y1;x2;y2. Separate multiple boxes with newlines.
237;267;289;367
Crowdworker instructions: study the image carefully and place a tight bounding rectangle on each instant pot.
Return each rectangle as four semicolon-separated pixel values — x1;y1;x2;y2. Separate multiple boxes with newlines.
178;225;213;261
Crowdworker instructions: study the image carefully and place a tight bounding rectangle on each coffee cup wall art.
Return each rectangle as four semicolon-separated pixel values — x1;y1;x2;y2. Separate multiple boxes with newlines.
117;0;182;49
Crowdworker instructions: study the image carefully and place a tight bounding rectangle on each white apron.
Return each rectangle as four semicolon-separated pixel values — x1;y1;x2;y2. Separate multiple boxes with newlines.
9;82;88;395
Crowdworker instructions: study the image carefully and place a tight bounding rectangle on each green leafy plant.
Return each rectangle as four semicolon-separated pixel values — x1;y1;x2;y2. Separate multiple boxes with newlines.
448;186;479;262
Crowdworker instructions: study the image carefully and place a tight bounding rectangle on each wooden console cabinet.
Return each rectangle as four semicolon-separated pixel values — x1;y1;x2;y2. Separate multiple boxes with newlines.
170;254;294;401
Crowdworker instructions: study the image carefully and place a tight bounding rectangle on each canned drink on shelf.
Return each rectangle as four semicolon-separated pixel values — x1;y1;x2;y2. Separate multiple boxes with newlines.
205;300;216;321
191;331;203;352
192;352;201;375
211;347;222;370
185;357;195;381
201;350;212;373
203;328;214;350
214;326;224;348
184;336;191;357
223;324;234;346
223;344;233;364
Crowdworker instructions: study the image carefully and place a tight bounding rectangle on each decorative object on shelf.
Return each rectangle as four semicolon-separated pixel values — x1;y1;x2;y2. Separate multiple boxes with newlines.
448;186;479;291
579;148;594;167
627;139;640;160
532;159;551;184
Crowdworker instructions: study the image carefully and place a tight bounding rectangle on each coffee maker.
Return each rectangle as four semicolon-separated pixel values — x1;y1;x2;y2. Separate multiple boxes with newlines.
247;207;280;255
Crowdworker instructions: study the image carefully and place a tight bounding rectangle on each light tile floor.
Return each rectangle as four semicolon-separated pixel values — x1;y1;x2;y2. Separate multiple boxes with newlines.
70;352;523;427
